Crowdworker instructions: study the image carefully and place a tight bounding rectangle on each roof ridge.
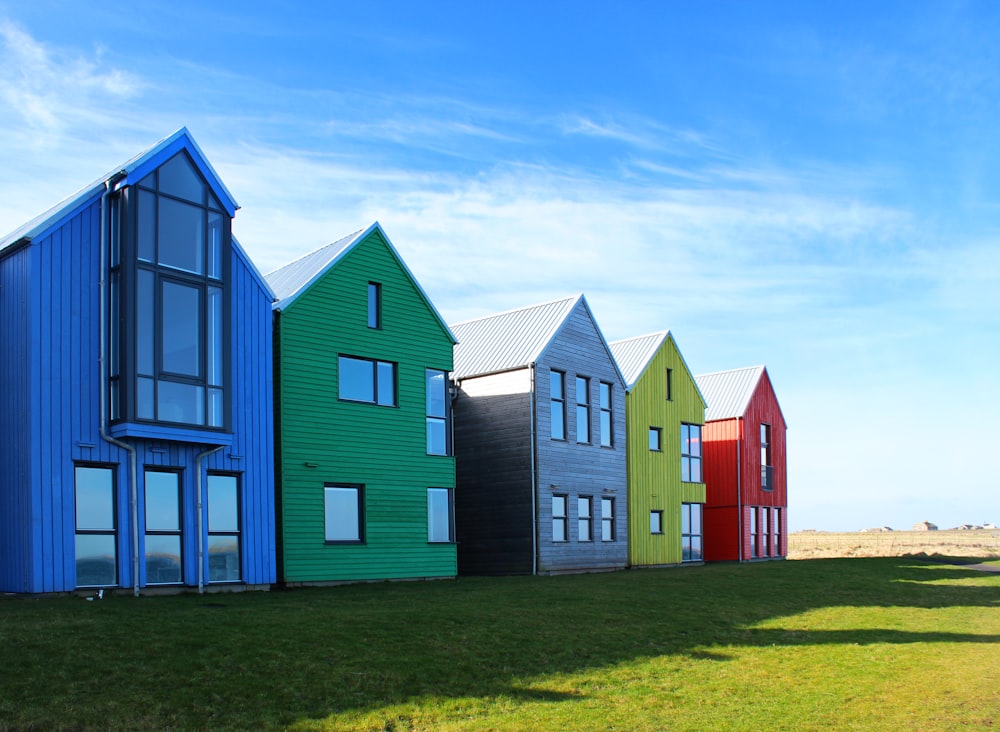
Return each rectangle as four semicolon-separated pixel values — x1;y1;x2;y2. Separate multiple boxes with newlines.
450;293;581;328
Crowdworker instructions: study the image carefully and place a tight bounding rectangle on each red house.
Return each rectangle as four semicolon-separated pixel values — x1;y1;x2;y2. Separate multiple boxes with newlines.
695;366;787;561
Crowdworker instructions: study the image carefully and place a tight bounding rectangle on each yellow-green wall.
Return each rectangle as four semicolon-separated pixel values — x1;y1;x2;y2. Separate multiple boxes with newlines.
626;335;706;566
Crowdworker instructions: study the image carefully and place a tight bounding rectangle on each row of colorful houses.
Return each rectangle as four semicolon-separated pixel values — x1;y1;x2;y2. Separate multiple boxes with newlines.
0;129;787;595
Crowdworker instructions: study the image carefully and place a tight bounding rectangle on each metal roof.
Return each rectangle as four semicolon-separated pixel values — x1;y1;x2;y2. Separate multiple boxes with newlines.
451;295;582;379
265;221;457;343
607;331;668;389
0;127;238;254
695;365;766;421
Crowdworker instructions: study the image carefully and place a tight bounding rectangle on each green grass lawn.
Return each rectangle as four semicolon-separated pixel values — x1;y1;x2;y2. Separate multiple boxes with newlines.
1;558;997;731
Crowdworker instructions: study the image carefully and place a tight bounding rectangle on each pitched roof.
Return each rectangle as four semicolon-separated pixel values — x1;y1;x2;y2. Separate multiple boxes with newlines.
451;295;582;379
608;331;669;389
695;365;766;421
0;127;237;254
265;221;456;343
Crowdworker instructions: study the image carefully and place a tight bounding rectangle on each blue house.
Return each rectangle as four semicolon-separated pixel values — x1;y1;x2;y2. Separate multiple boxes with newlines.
0;129;276;594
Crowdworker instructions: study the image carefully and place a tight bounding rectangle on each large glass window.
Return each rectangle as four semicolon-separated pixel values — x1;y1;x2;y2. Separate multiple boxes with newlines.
338;356;396;406
681;503;703;561
550;371;565;440
145;470;182;585
552;494;568;542
599;382;613;447
761;423;773;491
681;423;702;482
207;474;240;582
577;496;593;541
601;497;615;542
427;488;454;543
575;376;590;443
426;369;450;455
75;466;117;588
112;150;229;429
324;485;364;543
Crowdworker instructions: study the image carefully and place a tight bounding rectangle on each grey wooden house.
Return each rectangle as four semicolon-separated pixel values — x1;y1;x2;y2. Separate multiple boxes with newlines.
450;294;628;575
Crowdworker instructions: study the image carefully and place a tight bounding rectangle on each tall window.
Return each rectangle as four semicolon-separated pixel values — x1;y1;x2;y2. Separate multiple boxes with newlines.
577;496;593;541
111;151;229;429
427;488;454;542
749;507;758;558
650;510;663;534
367;282;382;329
666;368;673;401
207;474;240;582
649;427;662;451
338;356;396;406
601;497;615;541
681;503;703;561
145;470;182;585
774;508;782;556
325;485;364;543
681;424;702;482
550;371;565;440
760;423;773;491
552;494;568;541
599;382;613;447
75;466;117;587
761;508;771;558
426;369;450;455
575;376;590;443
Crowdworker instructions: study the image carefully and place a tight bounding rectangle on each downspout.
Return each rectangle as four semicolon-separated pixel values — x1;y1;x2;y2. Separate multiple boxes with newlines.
195;445;224;593
97;173;141;596
529;363;538;575
736;416;743;563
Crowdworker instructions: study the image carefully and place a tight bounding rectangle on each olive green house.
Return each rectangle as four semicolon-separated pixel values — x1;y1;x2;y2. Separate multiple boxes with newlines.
608;331;707;567
266;222;457;584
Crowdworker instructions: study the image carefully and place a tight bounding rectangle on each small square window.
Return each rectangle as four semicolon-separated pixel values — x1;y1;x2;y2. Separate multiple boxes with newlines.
325;485;364;543
650;510;663;534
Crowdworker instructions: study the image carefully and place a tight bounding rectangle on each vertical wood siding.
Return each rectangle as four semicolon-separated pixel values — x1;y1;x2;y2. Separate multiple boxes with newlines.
454;369;534;574
625;335;706;567
275;229;456;583
534;301;627;573
702;371;788;561
1;185;276;593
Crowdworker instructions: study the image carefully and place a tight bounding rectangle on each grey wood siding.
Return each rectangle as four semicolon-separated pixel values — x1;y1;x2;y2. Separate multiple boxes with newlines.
535;301;628;573
454;369;534;575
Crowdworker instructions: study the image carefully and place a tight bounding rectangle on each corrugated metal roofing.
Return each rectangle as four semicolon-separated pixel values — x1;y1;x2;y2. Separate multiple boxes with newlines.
451;295;581;379
0;127;237;254
695;365;766;421
265;229;364;303
607;331;668;389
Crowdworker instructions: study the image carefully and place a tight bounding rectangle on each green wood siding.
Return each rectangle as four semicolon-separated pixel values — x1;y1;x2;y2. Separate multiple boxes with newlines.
274;229;456;582
625;334;706;567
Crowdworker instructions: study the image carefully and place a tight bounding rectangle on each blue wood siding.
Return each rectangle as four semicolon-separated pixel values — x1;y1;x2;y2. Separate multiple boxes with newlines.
0;149;275;593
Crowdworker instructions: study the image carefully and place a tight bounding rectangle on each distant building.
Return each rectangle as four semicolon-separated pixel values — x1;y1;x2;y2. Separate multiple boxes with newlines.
912;521;938;531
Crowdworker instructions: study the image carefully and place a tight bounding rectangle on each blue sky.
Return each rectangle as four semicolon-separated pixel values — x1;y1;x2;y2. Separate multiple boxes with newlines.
1;1;997;531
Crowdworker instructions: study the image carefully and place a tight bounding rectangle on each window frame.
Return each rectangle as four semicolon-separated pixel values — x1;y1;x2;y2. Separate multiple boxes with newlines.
598;381;613;447
337;355;397;407
666;367;673;401
74;464;118;588
681;502;703;562
649;427;662;452
324;484;365;544
144;468;184;586
575;376;590;444
550;370;566;440
552;493;568;542
111;151;231;430
577;495;593;542
760;423;773;491
427;487;455;543
601;497;615;542
681;423;702;483
206;472;241;583
749;506;758;558
367;281;382;329
650;510;664;535
425;369;451;456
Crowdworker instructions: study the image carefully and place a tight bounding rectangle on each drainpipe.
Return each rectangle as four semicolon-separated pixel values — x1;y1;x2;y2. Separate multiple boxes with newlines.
97;173;141;596
529;363;538;575
195;445;224;593
736;416;743;563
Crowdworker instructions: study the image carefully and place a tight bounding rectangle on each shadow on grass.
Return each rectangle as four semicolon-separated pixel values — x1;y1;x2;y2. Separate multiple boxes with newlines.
0;557;996;730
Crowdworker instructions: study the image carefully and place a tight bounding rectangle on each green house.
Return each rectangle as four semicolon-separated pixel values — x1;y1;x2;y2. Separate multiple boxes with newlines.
266;222;457;583
608;332;707;566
